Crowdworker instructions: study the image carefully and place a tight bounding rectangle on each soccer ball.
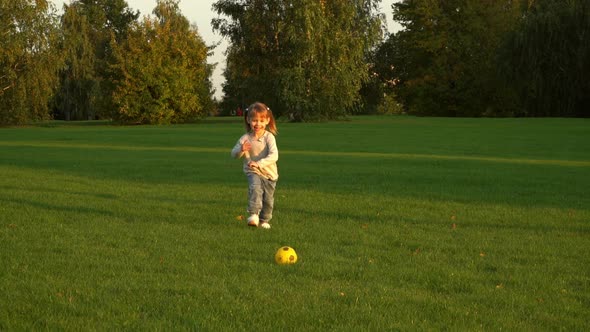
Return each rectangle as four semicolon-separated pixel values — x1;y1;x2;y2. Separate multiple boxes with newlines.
275;246;298;265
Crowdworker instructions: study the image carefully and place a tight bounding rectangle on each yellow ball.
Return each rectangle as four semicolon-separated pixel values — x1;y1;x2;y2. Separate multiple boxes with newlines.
275;246;298;265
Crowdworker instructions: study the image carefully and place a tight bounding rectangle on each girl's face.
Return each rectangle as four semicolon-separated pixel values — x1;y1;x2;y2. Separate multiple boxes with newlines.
248;112;270;135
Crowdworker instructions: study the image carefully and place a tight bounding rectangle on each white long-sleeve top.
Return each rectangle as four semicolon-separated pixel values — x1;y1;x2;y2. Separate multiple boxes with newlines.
231;131;279;181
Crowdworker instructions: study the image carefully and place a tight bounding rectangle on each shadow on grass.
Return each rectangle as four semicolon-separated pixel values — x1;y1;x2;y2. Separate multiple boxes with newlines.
1;145;589;211
0;185;119;200
33;120;115;128
0;197;116;217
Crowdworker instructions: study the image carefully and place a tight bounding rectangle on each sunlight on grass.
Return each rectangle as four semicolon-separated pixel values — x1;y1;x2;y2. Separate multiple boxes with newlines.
1;116;589;330
2;141;589;167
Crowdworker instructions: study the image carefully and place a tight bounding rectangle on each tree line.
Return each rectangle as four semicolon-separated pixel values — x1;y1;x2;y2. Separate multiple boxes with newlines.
1;0;213;125
370;0;589;117
1;0;587;126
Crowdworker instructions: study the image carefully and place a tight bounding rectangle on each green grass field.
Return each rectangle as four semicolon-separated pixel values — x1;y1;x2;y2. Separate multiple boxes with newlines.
1;116;589;330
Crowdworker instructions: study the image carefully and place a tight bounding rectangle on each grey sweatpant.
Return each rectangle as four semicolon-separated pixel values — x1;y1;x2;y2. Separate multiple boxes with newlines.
247;173;276;222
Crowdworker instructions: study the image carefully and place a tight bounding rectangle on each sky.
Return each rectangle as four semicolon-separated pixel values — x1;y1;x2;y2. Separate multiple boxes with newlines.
51;0;401;99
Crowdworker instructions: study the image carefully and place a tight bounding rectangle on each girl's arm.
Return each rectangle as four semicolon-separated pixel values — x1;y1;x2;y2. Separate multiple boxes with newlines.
231;139;245;159
231;136;251;159
255;134;278;168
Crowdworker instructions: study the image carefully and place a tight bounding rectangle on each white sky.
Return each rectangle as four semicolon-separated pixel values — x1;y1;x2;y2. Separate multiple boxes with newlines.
51;0;401;99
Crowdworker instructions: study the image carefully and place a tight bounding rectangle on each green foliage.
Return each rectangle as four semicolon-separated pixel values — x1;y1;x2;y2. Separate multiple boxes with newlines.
54;4;97;121
358;32;397;115
213;0;383;121
53;0;139;121
376;92;404;115
384;0;523;116
0;0;62;125
1;117;589;329
377;0;588;117
500;0;590;117
108;0;213;124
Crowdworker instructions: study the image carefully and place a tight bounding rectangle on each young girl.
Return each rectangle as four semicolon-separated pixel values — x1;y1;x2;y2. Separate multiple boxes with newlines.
231;102;279;229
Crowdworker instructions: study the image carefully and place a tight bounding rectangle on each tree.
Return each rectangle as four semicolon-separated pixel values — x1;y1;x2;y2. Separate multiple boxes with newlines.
358;29;402;115
54;3;97;120
213;0;383;121
0;0;62;125
53;0;139;120
389;0;523;116
500;0;590;117
108;0;213;124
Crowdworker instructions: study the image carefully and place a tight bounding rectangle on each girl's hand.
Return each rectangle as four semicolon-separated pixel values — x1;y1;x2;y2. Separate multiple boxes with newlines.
241;140;251;152
248;161;259;169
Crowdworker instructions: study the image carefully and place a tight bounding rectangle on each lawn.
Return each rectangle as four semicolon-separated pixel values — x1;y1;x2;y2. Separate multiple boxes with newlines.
1;116;589;330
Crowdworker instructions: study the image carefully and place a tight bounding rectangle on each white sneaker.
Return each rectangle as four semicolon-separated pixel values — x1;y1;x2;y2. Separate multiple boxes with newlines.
260;222;271;229
247;214;259;227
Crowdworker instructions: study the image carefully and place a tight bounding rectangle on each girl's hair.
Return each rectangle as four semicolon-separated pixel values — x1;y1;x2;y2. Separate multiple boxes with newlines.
244;102;278;135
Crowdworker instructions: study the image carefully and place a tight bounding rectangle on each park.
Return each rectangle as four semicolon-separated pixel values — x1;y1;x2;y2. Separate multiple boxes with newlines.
1;116;589;329
1;0;589;329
